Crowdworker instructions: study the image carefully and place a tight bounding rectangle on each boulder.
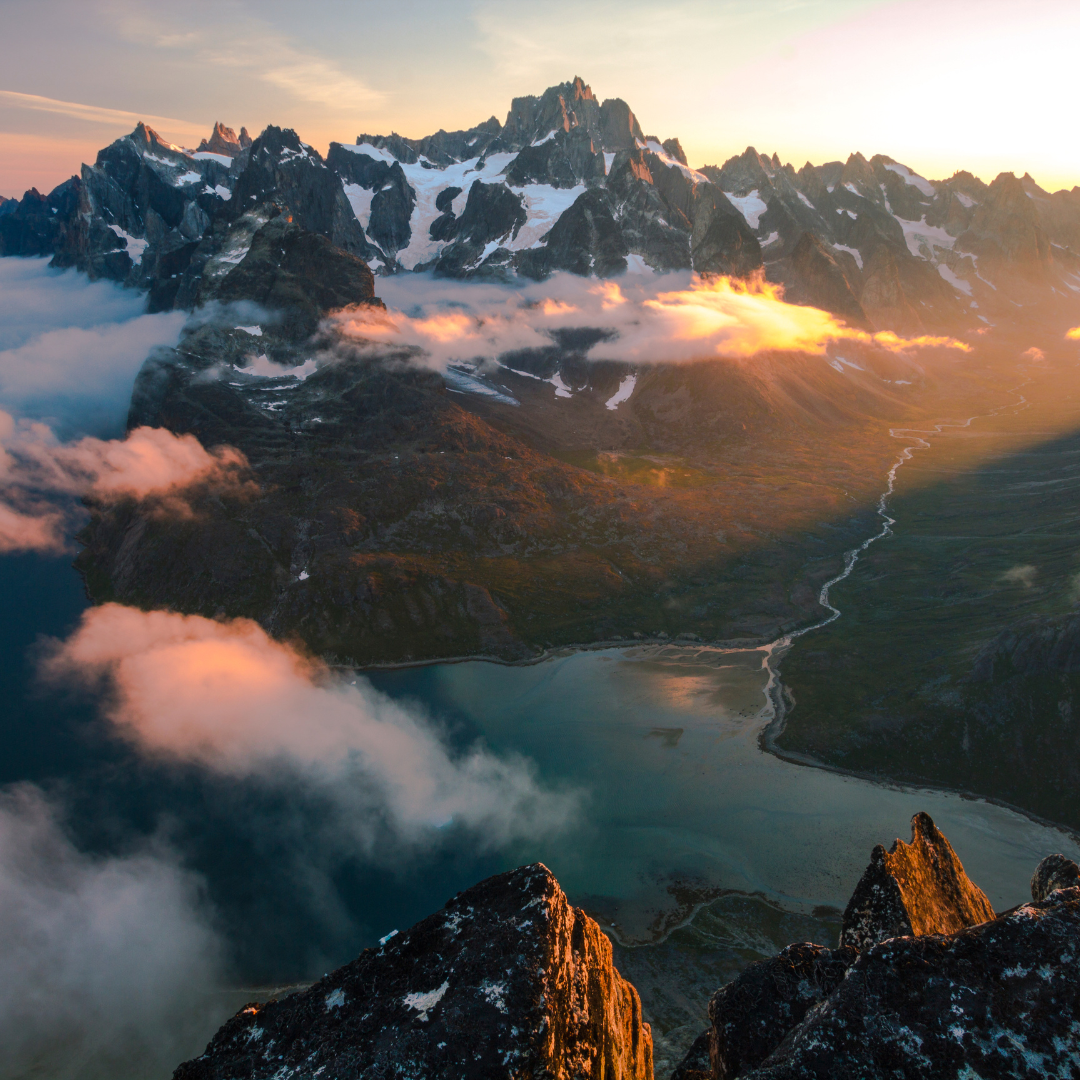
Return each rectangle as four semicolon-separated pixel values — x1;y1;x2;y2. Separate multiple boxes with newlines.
173;864;652;1080
840;812;995;951
1031;853;1080;901
670;1030;711;1080
703;943;857;1080
741;888;1080;1079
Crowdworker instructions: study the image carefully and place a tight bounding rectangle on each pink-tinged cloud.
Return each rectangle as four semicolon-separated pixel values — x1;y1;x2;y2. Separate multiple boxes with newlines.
335;272;969;370
44;605;577;849
0;412;252;553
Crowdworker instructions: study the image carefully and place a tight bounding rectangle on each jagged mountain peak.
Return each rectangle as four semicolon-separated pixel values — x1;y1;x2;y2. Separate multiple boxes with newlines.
196;121;246;157
127;121;187;160
4;74;1079;338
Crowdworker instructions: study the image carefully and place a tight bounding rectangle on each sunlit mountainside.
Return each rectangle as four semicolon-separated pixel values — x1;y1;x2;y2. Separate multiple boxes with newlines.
6;59;1080;1080
3;75;1080;829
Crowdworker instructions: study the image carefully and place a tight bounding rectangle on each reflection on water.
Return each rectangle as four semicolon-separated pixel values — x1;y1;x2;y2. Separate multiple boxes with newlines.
380;643;1080;936
372;642;1080;1070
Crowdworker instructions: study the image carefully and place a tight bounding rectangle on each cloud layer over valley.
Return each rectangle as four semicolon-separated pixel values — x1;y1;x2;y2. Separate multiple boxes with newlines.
336;271;969;372
45;604;578;852
0;414;252;554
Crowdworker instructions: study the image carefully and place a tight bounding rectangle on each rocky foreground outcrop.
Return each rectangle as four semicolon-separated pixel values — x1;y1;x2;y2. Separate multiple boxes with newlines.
673;816;1080;1079
173;818;1080;1080
174;863;652;1080
839;810;996;950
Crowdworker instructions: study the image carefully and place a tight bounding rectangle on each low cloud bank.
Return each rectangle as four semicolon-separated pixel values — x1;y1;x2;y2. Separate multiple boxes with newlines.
45;604;578;851
0;412;251;553
337;271;969;369
0;784;223;1080
0;258;184;434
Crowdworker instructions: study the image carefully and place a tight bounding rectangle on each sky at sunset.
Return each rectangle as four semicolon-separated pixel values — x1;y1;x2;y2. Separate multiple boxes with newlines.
1;0;1076;199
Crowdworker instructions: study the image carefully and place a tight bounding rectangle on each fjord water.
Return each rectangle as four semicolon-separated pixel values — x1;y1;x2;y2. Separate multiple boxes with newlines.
370;643;1080;932
7;553;1078;951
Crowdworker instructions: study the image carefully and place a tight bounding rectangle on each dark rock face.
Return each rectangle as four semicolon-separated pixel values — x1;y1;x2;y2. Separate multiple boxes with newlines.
228;126;373;259
690;193;763;277
598;98;645;152
500;76;600;149
1031;854;1080;900
973;613;1080;680
670;1030;711;1080
200;213;379;339
705;943;857;1079
366;161;415;253
956;171;1052;279
518;189;627;279
789;232;867;326
840;812;995;951
174;864;652;1080
504;127;605;188
673;818;1080;1080
433;180;527;277
0;180;81;257
662;138;688;166
741;889;1080;1079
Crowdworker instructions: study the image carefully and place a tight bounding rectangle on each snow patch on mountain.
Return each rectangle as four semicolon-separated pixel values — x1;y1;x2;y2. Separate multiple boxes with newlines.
645;140;709;185
901;217;956;260
833;244;863;269
444;364;519;405
605;373;636;410
192;152;233;167
342;183;376;231
508;184;586;250
937;263;972;295
884;161;936;197
549;372;573;398
107;225;147;266
724;191;768;230
375;151;518;269
341;142;398;166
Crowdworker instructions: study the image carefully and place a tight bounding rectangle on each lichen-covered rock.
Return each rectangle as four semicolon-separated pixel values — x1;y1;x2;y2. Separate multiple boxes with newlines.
703;942;857;1080
840;811;995;950
173;864;652;1080
742;888;1080;1079
1031;853;1080;900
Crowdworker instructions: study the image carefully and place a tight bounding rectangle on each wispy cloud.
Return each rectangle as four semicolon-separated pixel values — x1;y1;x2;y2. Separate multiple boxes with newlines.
111;7;383;114
0;90;205;138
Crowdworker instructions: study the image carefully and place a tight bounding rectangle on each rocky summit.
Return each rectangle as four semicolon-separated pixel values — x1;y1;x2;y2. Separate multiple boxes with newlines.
174;863;653;1080
839;810;996;950
173;822;1080;1080
670;820;1080;1080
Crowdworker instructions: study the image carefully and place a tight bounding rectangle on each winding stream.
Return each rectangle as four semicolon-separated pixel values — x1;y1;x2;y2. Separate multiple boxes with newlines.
372;382;1077;946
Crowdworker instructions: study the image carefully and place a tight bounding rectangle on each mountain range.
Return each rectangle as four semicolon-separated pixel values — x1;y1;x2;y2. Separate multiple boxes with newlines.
2;76;1078;331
